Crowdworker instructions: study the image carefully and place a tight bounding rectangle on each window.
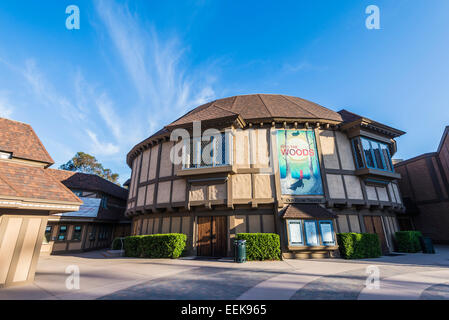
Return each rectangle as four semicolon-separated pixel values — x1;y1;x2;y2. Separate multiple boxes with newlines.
183;132;231;169
72;226;82;241
287;220;303;246
304;220;320;246
73;190;83;197
58;225;67;241
0;152;12;159
319;221;335;246
352;137;394;172
44;225;52;243
286;219;336;247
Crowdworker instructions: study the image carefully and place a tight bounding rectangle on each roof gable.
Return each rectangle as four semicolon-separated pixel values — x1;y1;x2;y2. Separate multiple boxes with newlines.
0;118;54;165
48;169;129;200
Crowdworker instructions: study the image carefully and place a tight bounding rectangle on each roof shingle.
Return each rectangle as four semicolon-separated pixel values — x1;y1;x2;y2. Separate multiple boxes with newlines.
167;94;343;128
0;118;54;164
0;161;82;204
48;169;129;200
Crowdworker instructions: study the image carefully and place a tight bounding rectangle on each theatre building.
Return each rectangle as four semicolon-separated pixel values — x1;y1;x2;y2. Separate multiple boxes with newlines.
0;118;82;287
40;170;130;255
394;126;449;243
126;94;405;258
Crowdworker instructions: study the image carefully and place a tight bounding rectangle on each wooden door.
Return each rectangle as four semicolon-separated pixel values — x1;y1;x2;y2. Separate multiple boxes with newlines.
364;216;388;253
197;216;227;257
198;217;212;256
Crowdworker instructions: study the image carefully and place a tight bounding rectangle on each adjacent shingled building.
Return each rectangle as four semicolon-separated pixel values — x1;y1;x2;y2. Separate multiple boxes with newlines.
41;170;130;255
0;117;82;288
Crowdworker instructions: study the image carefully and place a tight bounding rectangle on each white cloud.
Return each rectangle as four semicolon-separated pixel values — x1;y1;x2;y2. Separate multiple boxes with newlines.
282;61;328;74
95;92;122;141
94;0;218;124
85;129;120;156
22;59;86;122
0;94;14;118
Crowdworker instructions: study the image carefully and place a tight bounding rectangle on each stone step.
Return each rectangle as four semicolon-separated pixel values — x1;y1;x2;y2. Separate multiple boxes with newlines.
101;250;125;258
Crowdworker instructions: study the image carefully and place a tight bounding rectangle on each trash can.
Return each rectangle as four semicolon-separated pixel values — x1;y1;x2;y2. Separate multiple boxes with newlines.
234;240;247;263
420;236;436;254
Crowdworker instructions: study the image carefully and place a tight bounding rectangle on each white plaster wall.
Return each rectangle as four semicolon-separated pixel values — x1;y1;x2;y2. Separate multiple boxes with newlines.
335;131;356;170
319;130;340;169
365;185;378;200
343;175;363;200
326;174;345;199
376;186;389;202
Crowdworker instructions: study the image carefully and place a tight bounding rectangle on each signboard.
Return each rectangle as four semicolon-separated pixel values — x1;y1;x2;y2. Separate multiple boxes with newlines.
277;130;323;195
319;221;334;245
288;220;303;245
304;221;319;246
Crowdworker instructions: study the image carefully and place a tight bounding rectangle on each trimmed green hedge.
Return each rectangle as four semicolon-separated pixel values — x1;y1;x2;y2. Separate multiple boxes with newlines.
395;231;422;253
124;234;187;259
337;233;382;259
124;235;144;257
236;233;281;261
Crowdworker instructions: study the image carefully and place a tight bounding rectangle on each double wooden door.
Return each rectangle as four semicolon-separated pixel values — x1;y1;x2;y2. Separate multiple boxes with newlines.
364;216;388;253
197;216;227;257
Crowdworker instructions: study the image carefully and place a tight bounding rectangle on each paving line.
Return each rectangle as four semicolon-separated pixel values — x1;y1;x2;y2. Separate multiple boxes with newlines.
237;262;363;300
358;269;449;300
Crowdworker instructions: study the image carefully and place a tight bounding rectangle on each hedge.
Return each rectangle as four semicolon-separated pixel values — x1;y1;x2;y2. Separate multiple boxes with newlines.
124;235;144;257
337;233;382;259
235;233;281;261
395;231;422;253
123;233;187;259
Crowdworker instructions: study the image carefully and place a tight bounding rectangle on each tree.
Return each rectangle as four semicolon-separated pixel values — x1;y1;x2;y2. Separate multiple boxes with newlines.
59;152;119;184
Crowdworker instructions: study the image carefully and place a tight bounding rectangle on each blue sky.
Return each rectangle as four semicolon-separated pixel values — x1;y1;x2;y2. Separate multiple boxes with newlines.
0;0;448;184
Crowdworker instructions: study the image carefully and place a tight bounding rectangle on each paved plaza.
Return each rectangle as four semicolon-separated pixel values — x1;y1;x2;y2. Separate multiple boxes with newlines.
1;246;449;300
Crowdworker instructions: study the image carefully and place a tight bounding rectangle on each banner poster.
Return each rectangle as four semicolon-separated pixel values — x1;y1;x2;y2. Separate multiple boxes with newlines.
277;129;323;196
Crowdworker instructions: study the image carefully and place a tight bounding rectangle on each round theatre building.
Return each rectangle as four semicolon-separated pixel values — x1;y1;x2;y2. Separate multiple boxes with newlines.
126;94;405;258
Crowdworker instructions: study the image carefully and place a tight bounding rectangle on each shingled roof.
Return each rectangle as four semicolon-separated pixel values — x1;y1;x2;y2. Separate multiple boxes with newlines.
48;169;129;201
167;94;343;128
0;118;54;165
282;204;336;219
0;161;82;204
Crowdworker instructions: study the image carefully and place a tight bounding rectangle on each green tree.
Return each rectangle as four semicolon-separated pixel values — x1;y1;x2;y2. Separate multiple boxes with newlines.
59;152;119;183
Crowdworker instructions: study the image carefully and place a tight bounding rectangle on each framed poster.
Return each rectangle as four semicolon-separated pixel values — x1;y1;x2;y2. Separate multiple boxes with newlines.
287;220;303;246
319;221;335;245
277;129;323;195
304;220;319;246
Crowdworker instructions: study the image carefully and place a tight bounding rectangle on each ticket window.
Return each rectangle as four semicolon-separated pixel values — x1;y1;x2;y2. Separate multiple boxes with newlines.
287;219;336;247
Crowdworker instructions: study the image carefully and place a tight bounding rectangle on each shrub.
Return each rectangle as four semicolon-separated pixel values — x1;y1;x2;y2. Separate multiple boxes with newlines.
337;233;382;259
123;234;187;258
235;233;281;261
111;237;125;250
123;235;144;257
395;231;422;253
140;234;187;259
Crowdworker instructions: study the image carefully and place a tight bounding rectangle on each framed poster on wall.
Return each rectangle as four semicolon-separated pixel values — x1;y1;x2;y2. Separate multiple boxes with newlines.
319;220;335;245
276;129;323;196
304;220;319;246
287;220;303;246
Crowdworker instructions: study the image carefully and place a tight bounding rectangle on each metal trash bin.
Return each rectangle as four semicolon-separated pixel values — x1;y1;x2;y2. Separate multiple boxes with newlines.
234;240;247;263
420;236;435;254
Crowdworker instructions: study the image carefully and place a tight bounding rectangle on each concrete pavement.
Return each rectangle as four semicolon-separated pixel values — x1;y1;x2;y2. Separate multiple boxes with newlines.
1;246;449;300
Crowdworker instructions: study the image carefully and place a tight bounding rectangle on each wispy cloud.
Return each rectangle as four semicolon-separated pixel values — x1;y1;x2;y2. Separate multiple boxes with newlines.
0;92;14;118
282;61;328;74
85;129;120;156
22;59;87;122
94;0;217;126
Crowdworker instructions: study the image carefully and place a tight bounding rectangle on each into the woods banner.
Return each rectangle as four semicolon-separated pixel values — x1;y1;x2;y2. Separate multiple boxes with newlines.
277;129;323;195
